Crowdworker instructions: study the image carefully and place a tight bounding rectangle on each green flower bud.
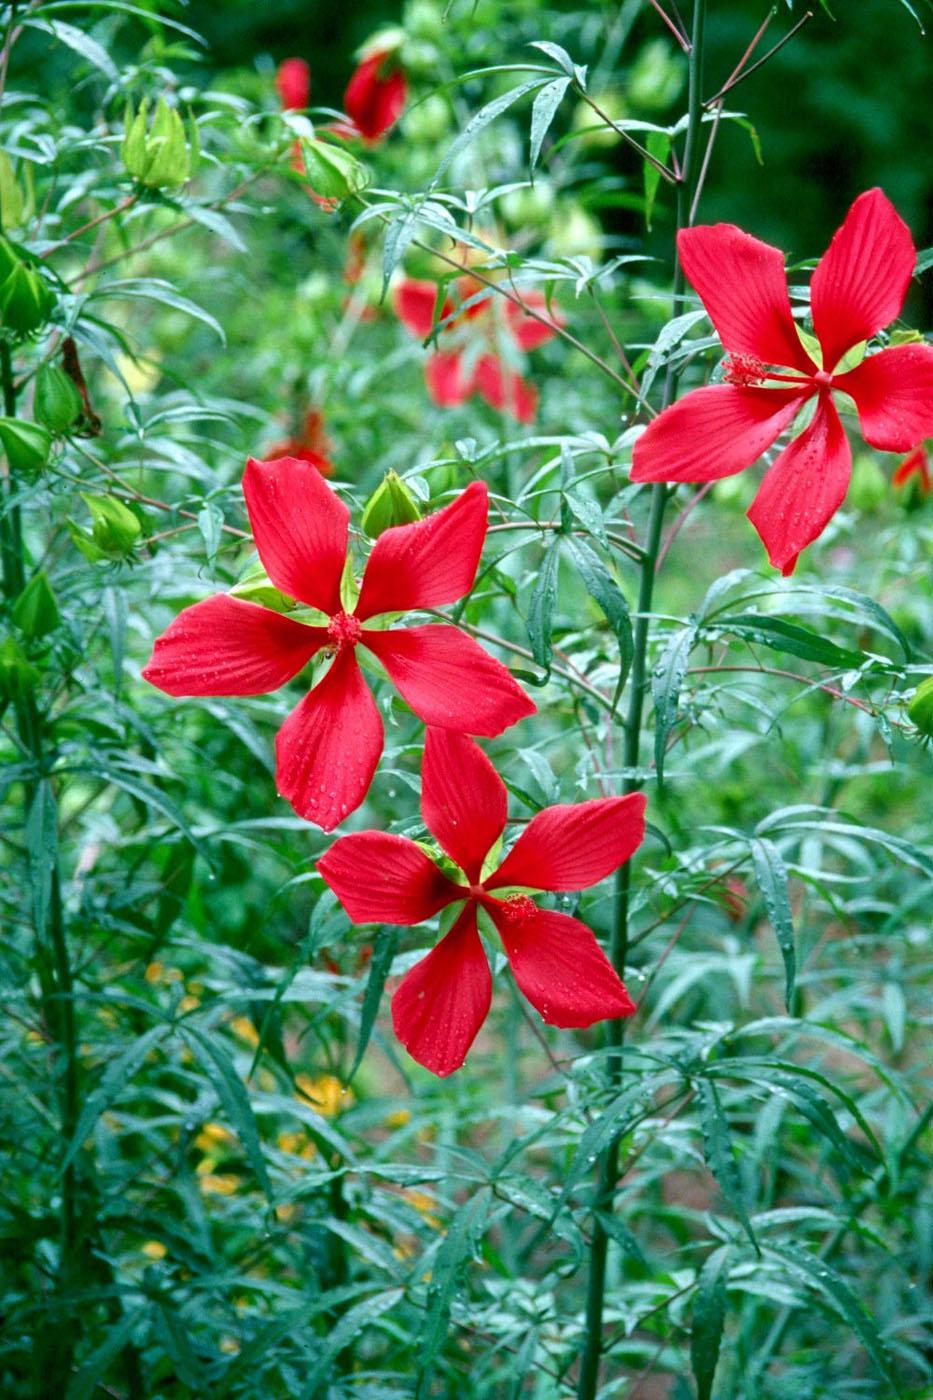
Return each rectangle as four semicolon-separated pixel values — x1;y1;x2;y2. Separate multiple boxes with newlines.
0;416;52;477
0;245;54;335
0;635;40;699
69;493;142;561
121;98;194;189
230;557;297;614
299;139;369;203
849;455;887;512
34;363;83;434
361;471;422;537
12;570;59;639
907;677;933;737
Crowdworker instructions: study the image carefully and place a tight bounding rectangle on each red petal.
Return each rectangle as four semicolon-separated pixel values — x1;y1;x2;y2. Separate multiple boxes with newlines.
391;904;491;1076
678;223;815;374
504;292;564;351
276;58;310;110
486;792;646;893
490;906;636;1028
395;278;448;339
833;344;933;453
473;354;538;422
892;443;930;490
747;396;852;575
242;456;348;615
355;481;488;620
363;624;536;736
344;53;406;142
318;831;462;924
142;595;326;696
425;351;469;406
810;188;917;372
421;729;507;882
630;385;808;483
275;650;383;830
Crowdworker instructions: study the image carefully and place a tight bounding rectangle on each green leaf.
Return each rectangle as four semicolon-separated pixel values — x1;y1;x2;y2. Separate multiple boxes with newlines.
529;77;570;170
716;614;865;669
695;1078;758;1250
26;780;58;940
434;79;548;188
651;621;697;784
644;130;671;230
527;538;560;676
690;1245;732;1400
748;836;796;1009
89;279;225;344
62;1025;169;1171
348;927;399;1080
766;1242;900;1392
181;1026;272;1198
12;571;59;639
65;1309;141;1400
298;1289;404;1399
564;534;634;707
417;1188;490;1397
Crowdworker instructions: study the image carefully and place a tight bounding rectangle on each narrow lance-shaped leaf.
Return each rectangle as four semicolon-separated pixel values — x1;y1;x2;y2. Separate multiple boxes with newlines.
529;76;570;170
749;835;796;1009
651;621;697;784
527;537;560;677
417;1187;491;1397
564;534;634;708
181;1026;272;1198
348;927;400;1080
695;1078;758;1251
691;1245;733;1400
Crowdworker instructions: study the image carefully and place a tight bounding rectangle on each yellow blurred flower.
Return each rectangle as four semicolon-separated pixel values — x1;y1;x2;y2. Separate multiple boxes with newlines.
195;1122;235;1154
229;1016;259;1046
403;1189;442;1231
178;994;200;1013
295;1073;353;1117
198;1173;238;1196
219;1336;240;1355
385;1108;411;1128
275;1202;297;1223
141;1240;167;1260
276;1131;317;1161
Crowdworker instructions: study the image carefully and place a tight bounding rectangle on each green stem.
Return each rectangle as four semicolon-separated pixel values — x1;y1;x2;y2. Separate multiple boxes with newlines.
575;4;706;1395
1;337;80;1391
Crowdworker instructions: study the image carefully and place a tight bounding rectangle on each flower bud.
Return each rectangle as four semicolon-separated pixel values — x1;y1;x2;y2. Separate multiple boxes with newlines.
121;98;196;189
0;636;40;699
0;239;54;334
69;493;142;561
0;416;52;477
0;150;30;230
907;677;933;737
12;570;59;640
361;471;422;537
34;363;83;434
299;139;369;202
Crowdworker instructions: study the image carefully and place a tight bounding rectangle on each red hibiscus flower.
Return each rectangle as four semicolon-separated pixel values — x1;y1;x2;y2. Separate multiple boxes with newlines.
892;442;930;494
143;460;534;830
631;188;933;574
276;58;310;111
395;276;563;423
265;409;335;477
318;728;644;1076
343;49;407;143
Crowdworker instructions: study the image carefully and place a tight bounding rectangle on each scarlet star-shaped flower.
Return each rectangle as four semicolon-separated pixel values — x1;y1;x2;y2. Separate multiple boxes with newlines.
395;276;563;423
631;188;933;574
343;48;407;143
142;460;534;831
318;729;645;1076
893;442;930;495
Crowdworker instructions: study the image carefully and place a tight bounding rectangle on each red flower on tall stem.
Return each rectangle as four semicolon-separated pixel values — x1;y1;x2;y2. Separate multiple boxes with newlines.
318;729;644;1076
143;460;534;830
892;442;930;494
265;409;335;477
395;276;563;423
631;188;933;574
343;49;407;143
276;58;310;111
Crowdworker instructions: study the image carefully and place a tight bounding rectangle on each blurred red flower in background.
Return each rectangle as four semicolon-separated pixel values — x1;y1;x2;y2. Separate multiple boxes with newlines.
276;58;310;111
344;49;407;143
265;410;335;477
893;442;930;494
319;728;644;1076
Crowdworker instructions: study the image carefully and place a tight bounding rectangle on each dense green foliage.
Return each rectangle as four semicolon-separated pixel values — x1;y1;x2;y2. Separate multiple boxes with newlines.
1;1;930;1397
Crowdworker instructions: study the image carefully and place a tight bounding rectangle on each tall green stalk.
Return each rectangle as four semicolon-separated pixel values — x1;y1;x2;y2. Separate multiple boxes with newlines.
576;3;706;1393
1;337;80;1391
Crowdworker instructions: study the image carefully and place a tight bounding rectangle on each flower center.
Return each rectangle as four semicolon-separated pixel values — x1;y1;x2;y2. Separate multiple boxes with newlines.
498;894;537;927
813;369;833;389
326;610;362;650
723;353;769;387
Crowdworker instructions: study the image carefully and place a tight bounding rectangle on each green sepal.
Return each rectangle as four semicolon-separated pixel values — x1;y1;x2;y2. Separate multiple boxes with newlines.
0;416;52;476
361;471;422;537
34;364;83;434
12;571;60;639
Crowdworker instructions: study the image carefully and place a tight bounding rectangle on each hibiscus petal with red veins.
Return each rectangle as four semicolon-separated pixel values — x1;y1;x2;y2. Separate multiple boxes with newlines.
275;649;383;830
487;792;646;893
504;292;564;351
242;455;349;615
810;187;916;373
747;394;852;576
677;224;815;374
344;52;407;143
355;481;488;620
143;595;326;696
421;729;507;882
395;279;451;339
425;351;470;407
473;354;538;423
491;906;636;1028
391;904;492;1076
363;624;535;736
318;831;462;924
630;385;808;483
833;344;933;454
